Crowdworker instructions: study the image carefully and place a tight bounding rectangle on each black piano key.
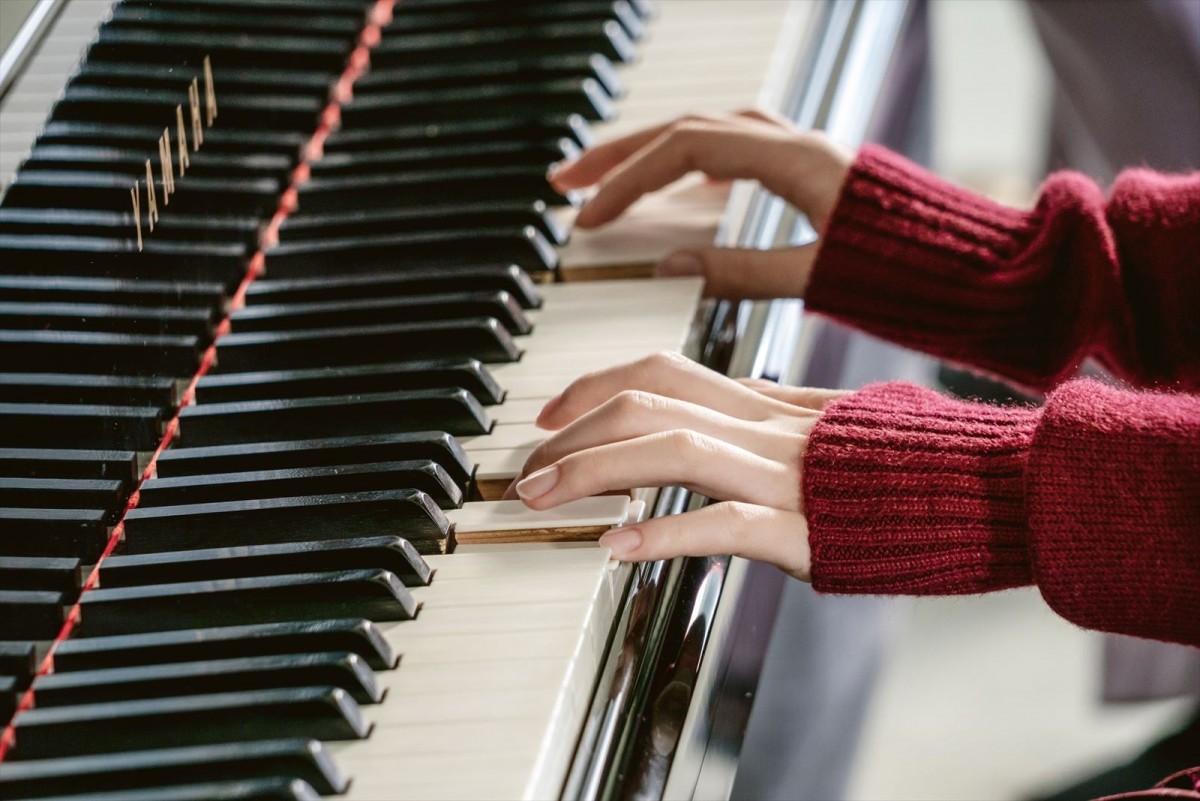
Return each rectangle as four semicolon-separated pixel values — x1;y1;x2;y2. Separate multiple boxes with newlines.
279;198;568;244
119;0;373;17
27;777;322;801
54;619;397;672
10;686;370;759
339;77;613;127
1;673;17;721
0;302;216;338
100;535;432;589
137;459;462;510
155;431;472;486
51;87;325;132
122;488;449;553
3;173;280;217
0;331;201;377
87;29;357;71
0;507;109;561
194;358;504;406
323;112;594;154
0;590;65;639
73;58;337;99
77;570;417;636
370;20;636;66
0;274;226;309
178;389;490;445
0;641;38;688
0;235;248;284
0;208;260;249
21;146;295;183
266;227;557;277
213;318;522;371
230;290;531;336
385;1;644;39
0;403;163;451
245;263;541;309
107;3;365;36
349;53;623;98
297;166;570;212
0;447;138;482
0;478;126;522
33;651;384;708
0;739;348;798
0;556;83;595
35;121;308;159
0;374;180;410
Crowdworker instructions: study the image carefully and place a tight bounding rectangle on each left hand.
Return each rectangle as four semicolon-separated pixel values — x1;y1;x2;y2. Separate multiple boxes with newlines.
503;352;849;580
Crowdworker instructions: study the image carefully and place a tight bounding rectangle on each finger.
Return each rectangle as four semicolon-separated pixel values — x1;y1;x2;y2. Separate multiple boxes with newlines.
548;120;677;190
735;107;792;128
598;502;812;581
735;380;850;410
537;352;796;430
656;243;819;299
521;390;801;479
515;431;799;512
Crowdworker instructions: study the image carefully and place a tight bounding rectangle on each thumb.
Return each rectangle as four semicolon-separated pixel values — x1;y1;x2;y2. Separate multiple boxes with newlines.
655;244;818;300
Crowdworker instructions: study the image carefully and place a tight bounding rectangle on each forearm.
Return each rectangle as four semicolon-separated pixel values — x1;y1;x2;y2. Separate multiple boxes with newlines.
803;380;1200;646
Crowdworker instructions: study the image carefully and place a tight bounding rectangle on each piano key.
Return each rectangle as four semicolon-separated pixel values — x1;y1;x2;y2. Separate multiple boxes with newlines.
32;651;384;708
0;208;260;249
99;535;431;589
0;374;181;410
106;4;365;36
263;229;558;277
86;29;358;71
10;686;370;759
0;274;226;309
3;172;281;217
177;389;491;445
25;777;323;801
245;264;542;310
296;167;569;212
369;21;636;67
0;235;248;284
279;198;568;245
0;507;109;562
136;459;463;510
54;619;398;673
119;0;373;17
447;497;634;546
0;403;163;451
0;478;126;522
212;319;522;372
154;432;472;487
0;556;83;596
77;570;418;636
0;641;38;689
121;489;449;554
193;359;504;406
0;590;65;639
349;53;623;98
0;331;201;377
0;302;217;338
338;77;614;127
229;290;531;336
321;113;594;154
35;121;308;159
51;87;325;132
0;447;138;482
0;739;348;798
71;59;339;99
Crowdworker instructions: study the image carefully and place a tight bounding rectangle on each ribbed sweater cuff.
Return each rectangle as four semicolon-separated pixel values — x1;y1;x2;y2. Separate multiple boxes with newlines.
806;146;1082;391
803;382;1040;595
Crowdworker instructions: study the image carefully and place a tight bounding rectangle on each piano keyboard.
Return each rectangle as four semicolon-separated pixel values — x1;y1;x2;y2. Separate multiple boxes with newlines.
0;0;816;798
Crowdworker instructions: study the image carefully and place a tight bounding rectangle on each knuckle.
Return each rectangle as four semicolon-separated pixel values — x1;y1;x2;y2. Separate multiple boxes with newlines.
667;429;718;460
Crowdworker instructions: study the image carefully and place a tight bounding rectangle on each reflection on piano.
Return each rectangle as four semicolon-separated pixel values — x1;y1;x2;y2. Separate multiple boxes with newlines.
0;1;912;798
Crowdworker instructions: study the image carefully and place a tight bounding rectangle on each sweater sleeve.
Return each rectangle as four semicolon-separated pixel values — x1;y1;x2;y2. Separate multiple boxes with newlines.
805;146;1200;393
802;379;1200;647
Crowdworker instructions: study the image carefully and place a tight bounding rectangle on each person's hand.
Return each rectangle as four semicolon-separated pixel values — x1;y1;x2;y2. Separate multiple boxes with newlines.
504;352;850;580
548;110;854;299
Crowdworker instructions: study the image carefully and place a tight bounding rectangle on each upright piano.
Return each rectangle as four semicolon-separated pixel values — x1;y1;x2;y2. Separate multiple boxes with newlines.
0;1;914;798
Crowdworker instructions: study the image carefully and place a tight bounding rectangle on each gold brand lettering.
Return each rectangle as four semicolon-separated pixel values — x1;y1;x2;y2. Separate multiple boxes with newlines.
158;127;175;203
188;79;203;150
175;105;189;177
203;55;218;126
130;181;142;252
144;159;159;231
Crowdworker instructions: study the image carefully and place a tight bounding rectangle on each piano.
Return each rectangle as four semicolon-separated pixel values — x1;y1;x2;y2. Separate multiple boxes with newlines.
0;1;915;798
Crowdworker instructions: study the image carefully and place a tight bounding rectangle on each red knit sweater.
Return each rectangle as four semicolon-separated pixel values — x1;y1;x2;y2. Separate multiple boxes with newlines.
802;146;1200;647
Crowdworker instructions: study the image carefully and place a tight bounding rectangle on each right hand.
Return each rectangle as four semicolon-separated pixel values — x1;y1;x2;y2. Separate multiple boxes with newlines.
549;110;854;299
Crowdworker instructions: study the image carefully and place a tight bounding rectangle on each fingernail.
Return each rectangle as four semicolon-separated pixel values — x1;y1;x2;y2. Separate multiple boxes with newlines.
546;159;574;181
599;527;642;557
536;393;563;426
515;464;559;501
657;251;703;276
